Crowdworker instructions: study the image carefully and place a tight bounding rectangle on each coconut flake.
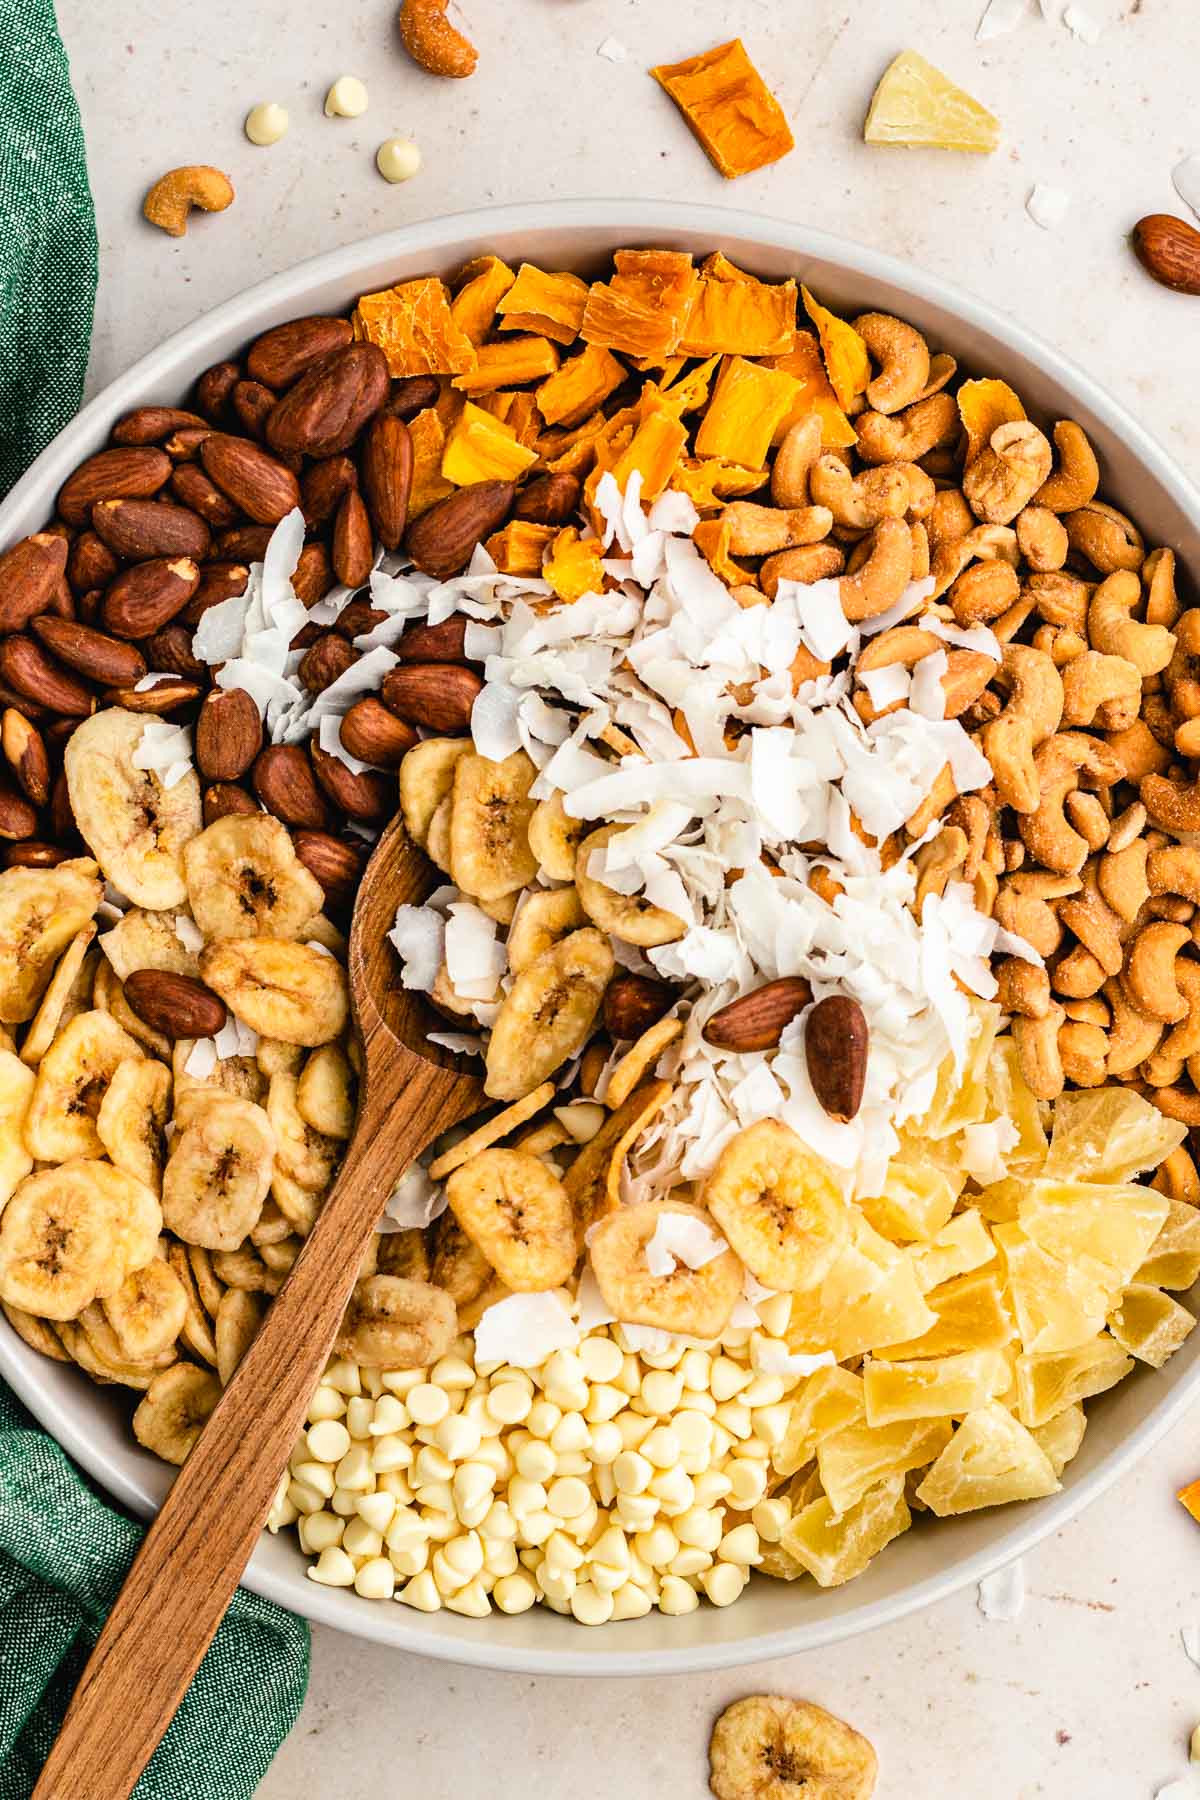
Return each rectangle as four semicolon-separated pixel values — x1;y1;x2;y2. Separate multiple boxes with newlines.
472;1291;580;1367
132;720;194;790
182;1038;218;1078
977;1560;1025;1620
426;1030;484;1057
1173;155;1200;225
976;0;1031;38
644;1212;728;1277
173;914;204;954
1027;184;1072;230
859;665;911;711
574;1264;616;1331
753;1342;836;1378
596;34;628;61
961;1117;1021;1186
444;903;505;1001
1063;2;1101;41
381;1163;446;1230
388;903;444;993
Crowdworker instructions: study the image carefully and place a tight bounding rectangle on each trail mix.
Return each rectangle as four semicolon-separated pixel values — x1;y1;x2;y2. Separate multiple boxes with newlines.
0;247;1198;1625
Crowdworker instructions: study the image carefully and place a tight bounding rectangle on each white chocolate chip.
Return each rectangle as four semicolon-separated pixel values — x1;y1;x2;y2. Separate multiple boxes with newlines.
325;75;370;118
244;101;289;147
376;137;422;184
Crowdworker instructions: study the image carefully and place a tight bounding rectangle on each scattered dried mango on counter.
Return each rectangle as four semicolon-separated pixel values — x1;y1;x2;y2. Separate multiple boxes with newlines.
650;38;794;179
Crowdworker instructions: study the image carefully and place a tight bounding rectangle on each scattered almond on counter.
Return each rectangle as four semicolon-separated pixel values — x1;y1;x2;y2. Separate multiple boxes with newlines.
1132;214;1200;296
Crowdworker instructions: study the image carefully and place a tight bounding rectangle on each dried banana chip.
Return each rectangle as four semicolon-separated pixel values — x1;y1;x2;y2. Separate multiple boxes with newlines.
0;1050;34;1215
161;1094;275;1251
709;1695;877;1800
429;1212;493;1309
427;1082;556;1181
168;1243;219;1366
605;1014;682;1110
485;927;613;1101
513;1119;571;1156
211;1243;279;1294
267;1072;341;1191
376;1227;431;1283
589;1199;744;1338
425;796;453;874
97;1058;171;1194
93;958;171;1060
2;1301;67;1361
295;1044;356;1140
335;1273;457;1368
98;907;199;983
446;1147;575;1291
0;859;102;1024
527;791;588;883
24;1010;144;1164
257;1037;305;1078
450;750;539;903
19;924;97;1065
303;914;347;957
187;1244;225;1320
258;1235;301;1277
475;890;517;926
506;888;585;974
563;1079;673;1244
132;1362;221;1464
215;1287;266;1384
70;1309;173;1388
458;1274;513;1329
575;825;686;947
173;1042;267;1112
399;737;473;847
704;1119;851;1294
200;938;349;1046
0;1159;158;1320
103;1256;188;1362
250;1196;294;1246
271;1168;323;1237
65;709;201;910
184;815;324;942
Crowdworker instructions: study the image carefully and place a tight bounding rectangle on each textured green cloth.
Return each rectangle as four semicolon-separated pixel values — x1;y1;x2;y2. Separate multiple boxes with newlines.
0;4;311;1793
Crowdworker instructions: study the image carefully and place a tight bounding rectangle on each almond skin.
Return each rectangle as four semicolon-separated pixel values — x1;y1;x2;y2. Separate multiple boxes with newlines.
395;614;471;664
30;616;147;687
266;343;390;458
388;375;440;420
252;744;329;828
111;406;209;446
0;782;38;842
338;697;418;767
185;561;250;626
361;412;413;550
292;542;334;607
381;662;483;731
513;472;582;527
124;969;228;1040
293;829;367;908
231;381;276;442
703;976;814;1053
4;841;71;868
57;447;172;527
299;634;359;694
91;498;211;563
332;489;374;590
169;461;240;529
246;315;354;389
194;687;263;782
102;556;200;639
104;677;202;714
0;710;50;807
0;636;94;717
203;782;259;826
0;533;69;631
142;624;204;680
804;994;869;1123
1133;213;1200;296
66;531;119;598
404;480;515;580
332;599;388;641
301;455;357;529
216;526;273;561
194;360;241;424
603;972;678;1041
309;742;393;822
200;432;302;525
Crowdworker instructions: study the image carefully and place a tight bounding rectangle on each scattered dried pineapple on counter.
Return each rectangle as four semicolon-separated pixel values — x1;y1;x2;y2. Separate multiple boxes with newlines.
864;50;1001;154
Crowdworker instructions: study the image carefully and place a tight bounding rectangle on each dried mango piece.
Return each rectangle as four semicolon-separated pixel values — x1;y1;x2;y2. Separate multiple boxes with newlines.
449;255;516;346
453;336;561;394
485;520;556;577
680;275;796;357
611;409;688;502
958;377;1026;463
353;277;478;377
672;457;767;510
651;38;795;180
700;250;756;282
693;517;752;588
496;264;590;346
657;355;721;415
801;288;872;412
442;402;538;485
766;331;859;448
693;355;801;469
1179;1476;1200;1525
537;344;627;429
539;410;608;477
478;391;541;446
865;50;1001;154
580;249;698;362
543;528;605;604
407;407;455;518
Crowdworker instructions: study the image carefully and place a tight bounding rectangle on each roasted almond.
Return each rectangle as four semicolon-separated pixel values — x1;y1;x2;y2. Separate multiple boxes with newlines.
246;315;354;389
200;432;302;525
513;471;582;527
102;556;200;639
266;343;390;458
0;533;69;631
332;600;388;641
338;696;418;767
332;489;374;589
703;976;814;1053
0;635;94;717
361;413;412;550
51;769;79;839
194;687;262;781
104;677;202;714
301;455;357;529
203;782;259;825
293;829;368;907
252;743;329;828
0;709;49;807
309;742;393;822
124;969;228;1039
231;380;276;441
91;498;211;563
603;972;678;1041
31;616;147;687
57;447;172;527
216;525;273;561
66;530;119;597
194;360;241;424
388;374;440;420
1133;213;1200;296
395;614;471;664
404;480;515;580
0;781;37;842
293;542;333;607
111;406;208;446
185;561;250;626
163;427;212;462
142;623;204;679
299;633;360;694
804;994;869;1123
381;662;483;731
169;462;240;528
4;841;71;868
289;622;323;653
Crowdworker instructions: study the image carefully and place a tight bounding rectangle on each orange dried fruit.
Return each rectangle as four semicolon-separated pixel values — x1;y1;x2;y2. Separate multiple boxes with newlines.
405;407;455;518
958;377;1026;464
452;336;561;394
485;520;555;576
537;344;628;430
767;330;859;449
865;50;1001;154
693;355;801;469
611;408;688;501
1179;1476;1200;1525
352;276;478;377
441;402;538;485
679;274;797;358
651;38;795;180
580;249;698;363
801;288;872;412
449;255;516;346
543;527;605;604
496;264;590;346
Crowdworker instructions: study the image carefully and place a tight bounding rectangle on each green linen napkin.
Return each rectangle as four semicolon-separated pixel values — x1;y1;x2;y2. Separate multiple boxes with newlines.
0;3;311;1793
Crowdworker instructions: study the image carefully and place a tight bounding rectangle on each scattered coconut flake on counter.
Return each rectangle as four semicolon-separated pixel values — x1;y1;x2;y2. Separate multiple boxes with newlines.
644;1212;728;1276
1153;1785;1194;1800
1027;184;1072;230
1181;1624;1200;1668
597;35;628;61
977;1560;1026;1621
473;1290;581;1368
132;720;193;790
1173;155;1200;224
1063;2;1102;42
976;0;1033;40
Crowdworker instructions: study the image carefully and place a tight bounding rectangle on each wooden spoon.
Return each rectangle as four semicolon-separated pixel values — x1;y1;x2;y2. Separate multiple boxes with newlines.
34;813;484;1799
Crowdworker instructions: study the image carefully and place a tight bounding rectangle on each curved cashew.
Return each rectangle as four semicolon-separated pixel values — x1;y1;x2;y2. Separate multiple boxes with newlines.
1175;718;1200;759
142;165;235;238
1148;896;1195;925
771;415;823;508
992;597;1037;644
722;501;833;555
994;871;1080;958
1087;570;1175;676
927;487;974;553
1053;944;1108;998
1060;650;1143;732
963;421;1054;525
1121;920;1191;1022
1058;1020;1109;1086
1015;504;1069;572
901;464;936;522
1150;1143;1200;1202
905;763;956;839
1144;548;1181;629
398;0;478;76
947;793;992;880
1032;623;1088;667
807;455;908;529
997;957;1053;1018
914;825;968;908
942;650;998;720
1066;501;1145;575
1098;837;1151;924
790;645;832;690
910;522;931;582
1033;421;1100;514
1058;887;1124;975
1024;570;1092;632
839;517;913;623
1141;1051;1186;1088
854;393;959;466
1106;720;1172;782
948;559;1020;626
1103;976;1164;1075
759;543;845;597
1160;960;1200;1059
857;624;940;673
1012;1004;1066;1099
1063;995;1110;1028
1064;789;1112;851
1146;1084;1200;1127
981;645;1064;813
852;312;931;415
930;523;1019;599
1018;731;1124;874
1141;771;1200;834
1147;845;1200;905
1106;801;1147;852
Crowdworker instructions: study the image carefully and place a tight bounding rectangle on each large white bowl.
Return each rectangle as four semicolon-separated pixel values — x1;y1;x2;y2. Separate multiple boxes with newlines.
3;200;1199;1676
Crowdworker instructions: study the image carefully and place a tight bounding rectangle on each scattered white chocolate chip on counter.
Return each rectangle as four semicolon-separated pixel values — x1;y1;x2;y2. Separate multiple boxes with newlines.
325;75;369;118
243;101;289;147
376;137;422;183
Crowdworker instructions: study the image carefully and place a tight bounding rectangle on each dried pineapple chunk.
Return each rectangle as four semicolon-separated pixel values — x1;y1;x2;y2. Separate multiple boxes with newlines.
651;39;795;181
765;330;859;449
449;255;516;346
1019;1178;1168;1294
1014;1336;1133;1429
985;1039;1047;1171
911;1209;996;1294
543;528;605;604
679;275;796;358
496;264;589;346
995;1220;1114;1354
1042;1087;1186;1186
875;1266;1013;1361
1107;1284;1196;1368
353;277;478;377
1032;1401;1087;1477
1137;1198;1200;1290
916;1405;1059;1517
693;355;801;470
917;1001;1001;1140
859;1161;957;1244
864;1349;1010;1426
536;344;626;430
818;1416;952;1515
772;1365;865;1478
441;402;538;485
864;51;1001;154
780;1473;911;1588
786;1217;936;1360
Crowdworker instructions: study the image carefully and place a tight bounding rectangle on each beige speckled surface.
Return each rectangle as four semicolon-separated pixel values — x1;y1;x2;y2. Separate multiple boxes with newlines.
52;0;1200;1792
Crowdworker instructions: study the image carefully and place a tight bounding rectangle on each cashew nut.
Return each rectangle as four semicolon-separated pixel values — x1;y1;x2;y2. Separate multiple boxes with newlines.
1018;731;1124;874
142;165;235;237
1052;945;1108;998
1098;837;1151;924
1067;501;1145;575
931;523;1019;599
994;871;1080;958
807;456;909;529
854;393;959;466
1144;548;1182;630
1064;995;1110;1028
1106;720;1173;783
997;957;1053;1018
838;517;913;623
1064;790;1112;852
1147;845;1200;905
1058;886;1124;975
1141;771;1200;834
1012;1003;1066;1099
1087;570;1175;676
1146;1084;1200;1127
1107;801;1147;853
914;825;968;908
1151;1143;1200;1202
905;763;956;839
758;544;845;597
1015;504;1069;572
1121;920;1192;1023
948;558;1020;627
398;0;478;76
770;415;823;509
963;421;1054;526
1033;421;1100;514
1058;1020;1109;1086
927;488;974;553
1103;977;1164;1075
947;794;992;881
981;645;1065;813
1160;960;1200;1060
1142;1051;1187;1088
1024;570;1092;633
852;313;931;415
991;597;1037;644
1060;650;1143;732
722;501;833;555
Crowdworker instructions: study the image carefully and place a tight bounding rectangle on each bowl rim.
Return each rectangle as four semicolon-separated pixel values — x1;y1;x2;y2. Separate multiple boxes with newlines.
4;196;1200;1676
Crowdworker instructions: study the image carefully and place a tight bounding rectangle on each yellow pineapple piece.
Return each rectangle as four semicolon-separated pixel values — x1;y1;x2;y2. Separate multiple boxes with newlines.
780;1474;911;1588
441;402;538;485
771;1366;864;1478
917;1000;1001;1140
1136;1198;1200;1290
984;1039;1047;1171
818;1417;952;1515
916;1404;1059;1516
1020;1178;1169;1293
890;1128;967;1197
1107;1284;1196;1368
972;1176;1023;1225
864;51;1001;154
911;1209;996;1294
996;1220;1117;1354
757;1538;808;1582
1043;1087;1187;1186
693;355;802;470
786;1217;935;1362
875;1266;1013;1361
863;1349;1010;1427
1032;1401;1087;1477
1014;1336;1133;1429
859;1161;957;1244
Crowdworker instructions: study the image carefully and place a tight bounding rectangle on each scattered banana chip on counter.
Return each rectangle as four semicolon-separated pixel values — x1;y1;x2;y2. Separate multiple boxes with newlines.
709;1694;877;1800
